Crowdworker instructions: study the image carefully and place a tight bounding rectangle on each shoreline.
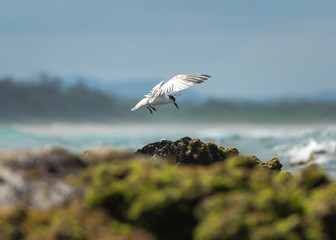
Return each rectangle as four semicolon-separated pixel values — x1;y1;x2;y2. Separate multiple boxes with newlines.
11;122;334;136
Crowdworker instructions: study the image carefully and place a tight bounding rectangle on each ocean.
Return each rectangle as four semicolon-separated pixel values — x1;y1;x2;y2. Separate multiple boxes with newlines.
1;123;336;176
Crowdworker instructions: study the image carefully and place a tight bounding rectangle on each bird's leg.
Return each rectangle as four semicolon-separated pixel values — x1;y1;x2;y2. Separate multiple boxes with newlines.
150;106;157;111
174;102;179;109
147;106;153;114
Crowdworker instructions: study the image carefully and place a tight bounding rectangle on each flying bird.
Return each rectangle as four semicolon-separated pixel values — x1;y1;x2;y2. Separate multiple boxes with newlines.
131;73;211;114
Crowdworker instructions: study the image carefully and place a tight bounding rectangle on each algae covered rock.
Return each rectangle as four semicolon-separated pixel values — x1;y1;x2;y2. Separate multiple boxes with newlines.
81;155;336;240
137;137;240;165
137;137;282;172
294;164;330;189
136;137;193;163
0;138;336;240
0;205;155;240
224;155;262;169
266;157;283;170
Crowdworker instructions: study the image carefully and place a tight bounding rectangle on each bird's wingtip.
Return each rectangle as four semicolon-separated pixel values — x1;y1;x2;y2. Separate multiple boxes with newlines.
201;74;211;78
191;73;211;79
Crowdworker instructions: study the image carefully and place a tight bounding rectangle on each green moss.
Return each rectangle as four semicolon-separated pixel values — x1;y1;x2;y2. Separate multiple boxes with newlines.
1;140;336;240
266;158;283;171
224;155;261;169
294;165;330;190
306;184;336;238
185;139;212;164
109;220;132;235
49;214;85;240
184;139;233;165
82;152;293;239
224;146;239;158
0;205;154;240
0;222;22;240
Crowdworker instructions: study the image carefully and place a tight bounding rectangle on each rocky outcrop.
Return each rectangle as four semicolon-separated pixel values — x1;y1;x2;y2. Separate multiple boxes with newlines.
2;139;336;240
0;146;86;208
136;137;239;165
266;157;283;170
137;137;282;171
0;138;284;210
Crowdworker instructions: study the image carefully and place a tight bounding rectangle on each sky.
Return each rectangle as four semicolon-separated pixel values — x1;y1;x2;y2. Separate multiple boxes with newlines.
0;0;336;99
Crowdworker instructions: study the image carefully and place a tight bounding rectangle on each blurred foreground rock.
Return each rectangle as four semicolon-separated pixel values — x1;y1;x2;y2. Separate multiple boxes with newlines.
1;138;336;240
0;138;283;211
0;146;86;208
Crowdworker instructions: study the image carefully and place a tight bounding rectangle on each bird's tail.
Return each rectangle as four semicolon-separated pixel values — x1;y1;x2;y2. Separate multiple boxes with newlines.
131;98;148;111
131;105;140;111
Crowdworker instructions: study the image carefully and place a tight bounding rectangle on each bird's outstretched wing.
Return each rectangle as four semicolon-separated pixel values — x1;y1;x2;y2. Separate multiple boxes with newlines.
144;80;165;98
158;73;211;97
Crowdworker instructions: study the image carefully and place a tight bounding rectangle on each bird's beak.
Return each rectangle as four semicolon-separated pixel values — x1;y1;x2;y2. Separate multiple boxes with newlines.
174;102;179;109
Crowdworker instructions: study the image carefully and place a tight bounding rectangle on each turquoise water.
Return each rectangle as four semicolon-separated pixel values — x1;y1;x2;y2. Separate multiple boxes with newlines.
1;123;336;175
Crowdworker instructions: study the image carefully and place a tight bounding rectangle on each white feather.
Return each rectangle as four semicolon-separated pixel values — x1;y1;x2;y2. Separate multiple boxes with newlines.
157;73;211;97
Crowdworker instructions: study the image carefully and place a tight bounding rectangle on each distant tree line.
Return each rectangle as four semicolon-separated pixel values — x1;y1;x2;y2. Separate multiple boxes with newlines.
0;76;336;123
189;99;336;123
0;76;128;122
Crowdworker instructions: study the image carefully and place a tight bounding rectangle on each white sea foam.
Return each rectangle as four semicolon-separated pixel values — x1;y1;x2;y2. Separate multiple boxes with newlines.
276;125;336;165
284;139;335;163
197;125;316;140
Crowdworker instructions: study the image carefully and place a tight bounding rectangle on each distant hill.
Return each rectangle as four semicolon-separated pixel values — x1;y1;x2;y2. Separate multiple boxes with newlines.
63;76;211;102
17;74;336;103
1;75;336;123
311;90;336;102
63;75;336;103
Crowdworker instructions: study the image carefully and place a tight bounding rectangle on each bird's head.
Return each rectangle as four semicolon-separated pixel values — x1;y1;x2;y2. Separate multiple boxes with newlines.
168;95;179;109
168;95;176;102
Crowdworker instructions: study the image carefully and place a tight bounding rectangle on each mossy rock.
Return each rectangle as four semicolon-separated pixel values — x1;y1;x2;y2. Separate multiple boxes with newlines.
1;138;336;240
224;146;240;158
0;205;154;240
83;160;212;239
138;137;243;165
266;158;283;171
79;154;336;240
81;154;288;240
294;164;330;190
136;137;283;171
224;155;261;169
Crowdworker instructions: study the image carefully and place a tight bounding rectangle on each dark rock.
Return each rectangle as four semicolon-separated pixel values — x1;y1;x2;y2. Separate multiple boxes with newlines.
2;146;86;175
290;149;328;167
137;137;286;171
312;150;328;155
308;149;328;163
266;157;282;170
137;137;230;165
137;137;192;164
289;161;308;167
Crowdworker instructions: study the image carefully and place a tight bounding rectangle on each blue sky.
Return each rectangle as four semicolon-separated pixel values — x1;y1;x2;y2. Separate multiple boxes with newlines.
1;0;336;99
